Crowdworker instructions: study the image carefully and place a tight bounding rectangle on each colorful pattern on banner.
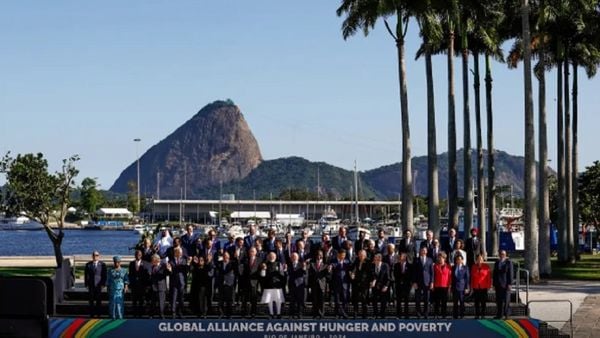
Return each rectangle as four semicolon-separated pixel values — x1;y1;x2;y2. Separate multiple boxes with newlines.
50;318;539;338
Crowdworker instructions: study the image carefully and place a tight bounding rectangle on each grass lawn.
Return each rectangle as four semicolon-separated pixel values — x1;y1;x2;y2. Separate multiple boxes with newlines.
0;267;56;278
549;254;600;280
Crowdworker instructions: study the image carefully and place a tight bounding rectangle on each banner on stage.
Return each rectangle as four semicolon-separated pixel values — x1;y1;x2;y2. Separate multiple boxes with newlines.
50;318;539;338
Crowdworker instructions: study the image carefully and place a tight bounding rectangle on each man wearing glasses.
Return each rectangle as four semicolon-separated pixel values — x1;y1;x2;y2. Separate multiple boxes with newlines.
84;251;107;317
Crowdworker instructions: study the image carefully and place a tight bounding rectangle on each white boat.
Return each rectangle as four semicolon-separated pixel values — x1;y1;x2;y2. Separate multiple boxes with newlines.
0;215;44;230
133;224;153;235
319;208;340;233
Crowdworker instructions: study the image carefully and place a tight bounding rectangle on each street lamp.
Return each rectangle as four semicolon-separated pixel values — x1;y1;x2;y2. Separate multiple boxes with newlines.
134;138;141;216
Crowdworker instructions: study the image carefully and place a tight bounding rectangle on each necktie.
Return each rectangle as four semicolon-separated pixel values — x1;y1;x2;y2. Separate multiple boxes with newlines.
317;262;321;270
402;263;405;273
376;265;380;275
422;257;426;266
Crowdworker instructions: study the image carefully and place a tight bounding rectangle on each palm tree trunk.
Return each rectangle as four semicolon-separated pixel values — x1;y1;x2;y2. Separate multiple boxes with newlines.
396;11;413;234
572;62;579;260
486;54;498;255
557;60;567;262
564;59;574;263
521;0;539;281
474;52;486;257
538;68;551;276
462;44;473;237
426;48;440;238
448;28;459;230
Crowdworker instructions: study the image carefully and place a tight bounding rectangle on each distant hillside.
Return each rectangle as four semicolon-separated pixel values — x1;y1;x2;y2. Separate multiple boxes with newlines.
194;156;379;200
363;149;532;198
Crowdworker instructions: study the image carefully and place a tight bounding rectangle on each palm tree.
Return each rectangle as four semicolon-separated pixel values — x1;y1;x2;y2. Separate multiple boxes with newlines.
459;1;474;237
337;0;415;233
415;2;444;238
521;0;539;281
468;0;504;258
447;0;460;230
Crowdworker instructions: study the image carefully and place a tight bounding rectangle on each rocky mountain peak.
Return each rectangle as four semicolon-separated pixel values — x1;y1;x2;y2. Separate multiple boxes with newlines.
110;100;262;198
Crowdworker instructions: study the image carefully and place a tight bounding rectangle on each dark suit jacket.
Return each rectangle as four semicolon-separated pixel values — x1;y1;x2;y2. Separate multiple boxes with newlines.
372;263;391;291
493;259;513;289
413;256;434;288
351;260;373;290
308;261;329;292
452;264;470;292
216;261;238;288
442;237;458;255
128;260;149;289
393;261;412;291
465;237;483;265
149;263;169;292
244;235;258;250
240;256;263;288
84;261;107;289
331;258;351;289
287;261;307;290
181;233;199;257
398;239;417;263
170;256;189;289
332;236;348;252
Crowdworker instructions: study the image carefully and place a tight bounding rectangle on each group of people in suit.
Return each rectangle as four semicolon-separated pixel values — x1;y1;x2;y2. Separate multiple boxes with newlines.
84;224;514;320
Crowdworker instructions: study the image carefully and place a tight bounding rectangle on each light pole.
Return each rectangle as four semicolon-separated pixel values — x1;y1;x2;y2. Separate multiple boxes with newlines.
134;138;141;216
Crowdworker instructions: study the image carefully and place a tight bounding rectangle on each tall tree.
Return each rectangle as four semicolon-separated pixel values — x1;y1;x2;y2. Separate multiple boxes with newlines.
459;0;474;237
337;0;415;233
521;0;539;281
0;153;79;268
447;0;460;230
80;177;103;217
416;1;443;238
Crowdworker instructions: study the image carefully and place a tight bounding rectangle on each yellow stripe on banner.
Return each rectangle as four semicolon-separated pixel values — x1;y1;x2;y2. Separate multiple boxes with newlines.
505;319;529;338
75;319;100;338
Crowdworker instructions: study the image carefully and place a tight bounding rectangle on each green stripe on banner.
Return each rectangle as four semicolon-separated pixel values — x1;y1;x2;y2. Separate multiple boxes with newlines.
478;320;518;338
88;320;126;338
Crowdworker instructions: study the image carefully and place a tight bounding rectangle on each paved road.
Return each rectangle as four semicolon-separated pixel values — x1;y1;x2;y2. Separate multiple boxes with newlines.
523;279;600;336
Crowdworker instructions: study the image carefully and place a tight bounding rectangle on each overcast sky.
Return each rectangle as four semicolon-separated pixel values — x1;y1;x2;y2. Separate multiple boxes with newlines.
1;1;598;189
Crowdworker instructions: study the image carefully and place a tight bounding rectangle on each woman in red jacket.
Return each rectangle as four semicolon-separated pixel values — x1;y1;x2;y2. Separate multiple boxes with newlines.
433;252;452;318
470;253;492;318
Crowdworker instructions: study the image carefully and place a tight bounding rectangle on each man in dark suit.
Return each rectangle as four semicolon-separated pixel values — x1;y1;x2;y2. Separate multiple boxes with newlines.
287;252;307;318
420;230;435;260
228;237;246;263
451;255;470;318
296;239;310;263
493;250;514;319
371;253;391;318
181;224;199;258
375;229;388;254
442;228;458;256
169;247;189;318
299;229;314;256
264;229;277;253
84;251;107;317
239;247;263;318
465;228;483;267
413;247;434;318
148;254;169;318
216;252;237;318
308;249;329;319
330;249;351;318
398;230;417;263
128;250;149;318
243;225;258;250
354;230;367;252
393;253;412;319
350;250;372;319
332;227;349;252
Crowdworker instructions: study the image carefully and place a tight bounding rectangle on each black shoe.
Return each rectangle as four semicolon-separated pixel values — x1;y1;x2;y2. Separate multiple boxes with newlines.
277;315;282;319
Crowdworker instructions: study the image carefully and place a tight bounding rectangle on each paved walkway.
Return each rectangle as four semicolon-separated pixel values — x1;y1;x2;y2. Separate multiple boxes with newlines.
523;279;600;336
